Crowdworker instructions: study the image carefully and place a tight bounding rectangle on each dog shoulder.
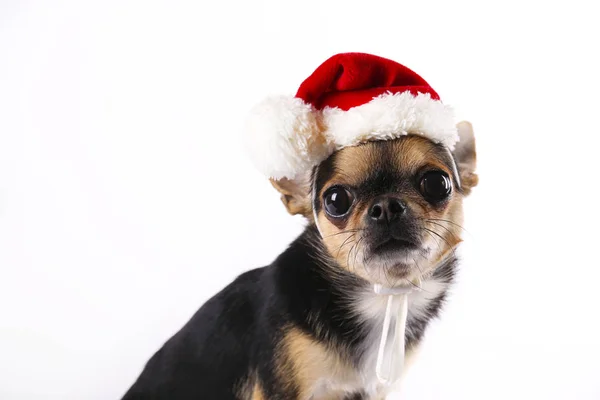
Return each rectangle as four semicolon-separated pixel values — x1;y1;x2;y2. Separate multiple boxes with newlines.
123;266;270;399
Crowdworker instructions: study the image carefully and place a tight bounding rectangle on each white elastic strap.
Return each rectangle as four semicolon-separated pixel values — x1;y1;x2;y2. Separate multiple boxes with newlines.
374;278;420;387
375;293;408;386
373;283;414;296
312;207;323;238
311;166;324;238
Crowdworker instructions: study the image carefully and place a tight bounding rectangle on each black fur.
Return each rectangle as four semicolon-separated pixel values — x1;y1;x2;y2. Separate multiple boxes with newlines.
344;392;366;400
122;226;454;399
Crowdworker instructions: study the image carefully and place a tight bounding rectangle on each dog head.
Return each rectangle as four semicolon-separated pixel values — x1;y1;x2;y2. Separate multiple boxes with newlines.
272;122;477;285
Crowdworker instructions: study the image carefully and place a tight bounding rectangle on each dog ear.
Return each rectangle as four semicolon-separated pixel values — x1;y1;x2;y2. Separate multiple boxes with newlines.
453;121;478;195
270;172;312;217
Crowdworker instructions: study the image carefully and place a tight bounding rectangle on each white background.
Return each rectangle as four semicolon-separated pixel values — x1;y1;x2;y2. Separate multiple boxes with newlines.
1;1;599;399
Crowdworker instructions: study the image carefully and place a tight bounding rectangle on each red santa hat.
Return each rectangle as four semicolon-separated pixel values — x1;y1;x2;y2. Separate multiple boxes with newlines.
245;52;459;180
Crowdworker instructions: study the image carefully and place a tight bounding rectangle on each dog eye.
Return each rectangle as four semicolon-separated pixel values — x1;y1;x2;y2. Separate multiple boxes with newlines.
323;186;354;217
420;171;452;201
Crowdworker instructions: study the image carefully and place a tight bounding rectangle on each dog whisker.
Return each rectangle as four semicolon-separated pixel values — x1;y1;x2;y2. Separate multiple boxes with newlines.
322;229;363;239
426;218;470;235
336;234;356;259
423;227;458;258
426;221;461;242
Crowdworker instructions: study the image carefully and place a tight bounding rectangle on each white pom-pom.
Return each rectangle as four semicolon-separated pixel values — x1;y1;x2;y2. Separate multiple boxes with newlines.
245;96;333;180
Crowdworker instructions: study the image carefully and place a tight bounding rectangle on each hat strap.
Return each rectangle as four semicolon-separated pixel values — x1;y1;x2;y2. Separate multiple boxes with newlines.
374;278;422;387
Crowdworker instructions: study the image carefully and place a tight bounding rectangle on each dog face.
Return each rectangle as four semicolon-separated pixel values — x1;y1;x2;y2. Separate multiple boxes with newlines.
272;122;478;286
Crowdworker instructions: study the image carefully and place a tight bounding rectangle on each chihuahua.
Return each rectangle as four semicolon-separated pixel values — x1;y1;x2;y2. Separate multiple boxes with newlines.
122;121;477;399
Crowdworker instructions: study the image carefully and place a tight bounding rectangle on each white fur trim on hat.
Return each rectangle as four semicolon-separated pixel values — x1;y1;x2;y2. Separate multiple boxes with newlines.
245;92;458;180
323;92;458;151
244;96;334;180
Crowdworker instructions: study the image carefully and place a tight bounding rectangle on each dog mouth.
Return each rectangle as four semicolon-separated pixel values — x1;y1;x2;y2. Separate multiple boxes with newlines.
372;237;419;254
363;236;425;280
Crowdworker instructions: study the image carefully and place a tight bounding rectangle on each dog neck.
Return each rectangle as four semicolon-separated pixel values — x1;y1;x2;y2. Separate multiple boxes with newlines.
273;226;455;389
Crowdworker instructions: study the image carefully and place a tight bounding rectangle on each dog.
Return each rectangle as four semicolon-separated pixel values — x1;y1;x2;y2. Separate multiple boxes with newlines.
122;121;477;399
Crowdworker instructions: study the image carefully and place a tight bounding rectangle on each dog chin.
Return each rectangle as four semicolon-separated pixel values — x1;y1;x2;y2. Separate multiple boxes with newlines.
365;248;425;282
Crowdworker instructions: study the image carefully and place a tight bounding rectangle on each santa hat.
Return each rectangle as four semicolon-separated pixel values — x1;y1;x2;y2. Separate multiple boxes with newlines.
245;52;459;180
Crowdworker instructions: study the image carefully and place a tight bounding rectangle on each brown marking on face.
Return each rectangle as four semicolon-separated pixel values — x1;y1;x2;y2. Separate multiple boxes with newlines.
314;134;470;283
397;136;456;178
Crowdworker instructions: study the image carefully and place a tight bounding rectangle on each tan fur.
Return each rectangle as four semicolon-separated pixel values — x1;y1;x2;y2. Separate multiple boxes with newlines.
316;210;370;281
454;121;478;194
235;374;270;400
278;326;358;400
251;382;266;400
270;174;313;218
275;327;424;400
235;370;260;400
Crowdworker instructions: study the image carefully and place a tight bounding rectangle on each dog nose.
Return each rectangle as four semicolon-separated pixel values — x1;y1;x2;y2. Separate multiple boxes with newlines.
368;196;407;222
